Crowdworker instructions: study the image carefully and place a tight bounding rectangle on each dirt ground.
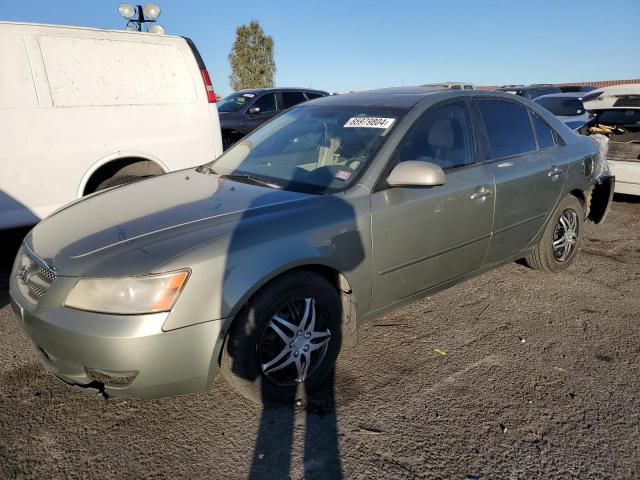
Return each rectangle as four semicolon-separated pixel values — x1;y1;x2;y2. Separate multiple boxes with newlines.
0;196;639;479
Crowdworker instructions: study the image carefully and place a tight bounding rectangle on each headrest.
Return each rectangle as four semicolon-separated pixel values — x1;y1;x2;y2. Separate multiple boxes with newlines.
427;118;455;149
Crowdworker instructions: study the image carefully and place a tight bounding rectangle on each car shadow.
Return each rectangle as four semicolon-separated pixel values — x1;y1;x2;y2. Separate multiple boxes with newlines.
613;193;640;204
222;168;365;479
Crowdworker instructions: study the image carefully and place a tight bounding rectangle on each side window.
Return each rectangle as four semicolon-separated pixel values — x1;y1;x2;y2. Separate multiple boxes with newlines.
531;111;556;149
305;92;323;100
397;102;475;170
281;91;308;109
477;99;536;159
252;93;277;113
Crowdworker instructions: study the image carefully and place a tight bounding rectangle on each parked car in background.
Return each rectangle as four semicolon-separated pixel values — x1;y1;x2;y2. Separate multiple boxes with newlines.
497;84;561;99
10;87;613;403
580;84;640;195
217;88;329;149
422;82;475;90
0;22;222;230
559;85;596;93
534;92;591;130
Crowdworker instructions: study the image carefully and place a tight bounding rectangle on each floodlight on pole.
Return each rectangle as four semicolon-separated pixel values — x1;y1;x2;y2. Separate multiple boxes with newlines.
118;3;164;34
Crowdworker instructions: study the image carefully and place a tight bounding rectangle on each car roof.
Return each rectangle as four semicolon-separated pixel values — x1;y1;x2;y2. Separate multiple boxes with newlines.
235;87;329;95
306;86;515;109
535;92;585;99
585;83;640;96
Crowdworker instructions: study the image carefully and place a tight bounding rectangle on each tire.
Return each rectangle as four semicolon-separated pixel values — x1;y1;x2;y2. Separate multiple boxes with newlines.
525;195;583;272
95;175;142;192
221;271;342;405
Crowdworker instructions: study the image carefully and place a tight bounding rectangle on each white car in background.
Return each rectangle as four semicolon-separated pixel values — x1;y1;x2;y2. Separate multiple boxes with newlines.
0;22;223;230
581;84;640;196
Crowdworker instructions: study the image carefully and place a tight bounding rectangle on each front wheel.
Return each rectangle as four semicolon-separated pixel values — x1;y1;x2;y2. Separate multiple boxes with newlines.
220;271;342;405
525;195;583;272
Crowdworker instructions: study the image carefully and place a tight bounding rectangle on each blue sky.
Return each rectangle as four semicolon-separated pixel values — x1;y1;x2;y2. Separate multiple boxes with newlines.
1;0;639;96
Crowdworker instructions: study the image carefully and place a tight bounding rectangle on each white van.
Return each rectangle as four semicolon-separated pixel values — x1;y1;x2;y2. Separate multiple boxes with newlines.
0;22;223;229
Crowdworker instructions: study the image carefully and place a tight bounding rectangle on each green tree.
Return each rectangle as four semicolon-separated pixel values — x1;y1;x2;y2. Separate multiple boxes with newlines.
228;20;276;91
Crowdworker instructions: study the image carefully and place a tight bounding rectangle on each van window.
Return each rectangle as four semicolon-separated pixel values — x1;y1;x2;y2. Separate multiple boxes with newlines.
38;36;196;106
397;102;474;170
0;34;38;108
478;99;536;159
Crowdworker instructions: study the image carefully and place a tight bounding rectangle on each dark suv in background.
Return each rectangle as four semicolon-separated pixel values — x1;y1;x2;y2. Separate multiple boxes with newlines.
217;87;330;149
497;84;561;100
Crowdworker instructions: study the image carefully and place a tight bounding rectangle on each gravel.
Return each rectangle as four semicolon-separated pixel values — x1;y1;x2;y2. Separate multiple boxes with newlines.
1;196;639;479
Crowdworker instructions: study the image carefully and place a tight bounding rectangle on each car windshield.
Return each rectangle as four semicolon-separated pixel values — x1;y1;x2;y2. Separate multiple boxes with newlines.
217;92;255;112
209;104;407;194
535;96;585;116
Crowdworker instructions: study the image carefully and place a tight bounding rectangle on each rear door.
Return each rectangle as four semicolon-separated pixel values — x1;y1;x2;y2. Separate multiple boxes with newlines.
475;98;566;263
281;91;309;110
370;99;495;308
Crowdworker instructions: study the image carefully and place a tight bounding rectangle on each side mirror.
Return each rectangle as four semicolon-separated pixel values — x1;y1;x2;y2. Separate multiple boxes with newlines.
247;106;261;114
387;161;446;187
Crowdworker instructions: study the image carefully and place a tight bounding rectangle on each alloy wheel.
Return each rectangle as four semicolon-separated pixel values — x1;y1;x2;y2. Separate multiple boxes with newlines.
553;208;579;262
259;297;332;387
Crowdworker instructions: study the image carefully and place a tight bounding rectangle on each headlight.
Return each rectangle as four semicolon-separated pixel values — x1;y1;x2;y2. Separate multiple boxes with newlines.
65;270;189;314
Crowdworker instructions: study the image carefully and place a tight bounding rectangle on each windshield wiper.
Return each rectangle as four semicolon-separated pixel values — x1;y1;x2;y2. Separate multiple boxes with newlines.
221;173;282;189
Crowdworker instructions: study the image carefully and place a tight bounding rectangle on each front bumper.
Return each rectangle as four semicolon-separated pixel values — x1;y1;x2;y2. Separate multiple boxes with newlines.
9;289;227;399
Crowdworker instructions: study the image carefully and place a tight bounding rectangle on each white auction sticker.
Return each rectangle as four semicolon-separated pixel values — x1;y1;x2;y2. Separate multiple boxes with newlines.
344;117;395;128
242;93;255;98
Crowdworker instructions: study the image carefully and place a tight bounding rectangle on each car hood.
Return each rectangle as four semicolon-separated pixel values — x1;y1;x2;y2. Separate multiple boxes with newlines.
27;170;318;276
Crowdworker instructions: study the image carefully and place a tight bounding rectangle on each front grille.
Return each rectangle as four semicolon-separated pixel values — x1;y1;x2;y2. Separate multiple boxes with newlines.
15;245;57;307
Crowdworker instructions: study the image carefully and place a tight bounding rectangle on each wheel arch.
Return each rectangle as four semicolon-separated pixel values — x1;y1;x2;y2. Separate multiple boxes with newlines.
78;152;170;197
225;262;359;350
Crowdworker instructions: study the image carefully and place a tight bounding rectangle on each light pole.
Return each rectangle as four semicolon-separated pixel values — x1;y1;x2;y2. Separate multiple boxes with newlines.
118;3;164;34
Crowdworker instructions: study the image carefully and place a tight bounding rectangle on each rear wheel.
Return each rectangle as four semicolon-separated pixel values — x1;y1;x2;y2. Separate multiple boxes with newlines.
221;271;341;405
526;195;583;272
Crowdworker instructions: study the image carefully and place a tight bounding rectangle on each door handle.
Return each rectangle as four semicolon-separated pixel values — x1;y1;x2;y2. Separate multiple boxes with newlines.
470;190;492;200
547;167;563;177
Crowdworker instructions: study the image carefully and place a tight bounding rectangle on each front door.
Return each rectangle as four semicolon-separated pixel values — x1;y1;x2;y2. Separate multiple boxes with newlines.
370;100;495;309
245;92;280;132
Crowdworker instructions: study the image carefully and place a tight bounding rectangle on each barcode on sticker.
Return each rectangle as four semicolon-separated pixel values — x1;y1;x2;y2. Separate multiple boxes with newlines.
344;117;395;128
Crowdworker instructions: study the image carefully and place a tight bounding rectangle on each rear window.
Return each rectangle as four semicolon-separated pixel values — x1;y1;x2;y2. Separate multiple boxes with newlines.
478;99;536;159
535;96;585;117
39;36;196;107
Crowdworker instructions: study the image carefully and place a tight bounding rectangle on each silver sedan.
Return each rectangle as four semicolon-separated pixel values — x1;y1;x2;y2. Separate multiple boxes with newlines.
10;88;614;403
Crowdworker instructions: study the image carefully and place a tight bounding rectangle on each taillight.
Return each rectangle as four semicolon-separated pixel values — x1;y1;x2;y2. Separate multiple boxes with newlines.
200;68;216;103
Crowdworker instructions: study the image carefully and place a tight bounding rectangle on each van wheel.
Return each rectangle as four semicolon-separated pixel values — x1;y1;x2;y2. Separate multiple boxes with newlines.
526;195;583;272
95;175;143;191
220;271;342;405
